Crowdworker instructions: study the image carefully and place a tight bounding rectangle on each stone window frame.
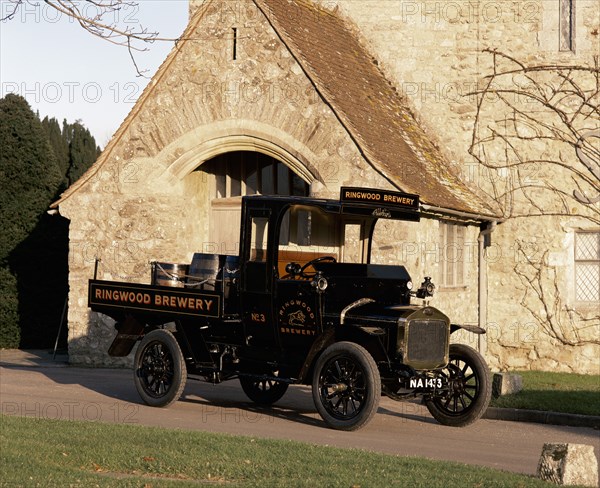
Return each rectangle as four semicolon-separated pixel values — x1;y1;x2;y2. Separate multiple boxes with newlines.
438;221;466;288
574;231;600;303
559;0;576;52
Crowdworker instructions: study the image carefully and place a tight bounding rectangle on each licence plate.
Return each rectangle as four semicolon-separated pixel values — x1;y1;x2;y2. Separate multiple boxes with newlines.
409;377;443;389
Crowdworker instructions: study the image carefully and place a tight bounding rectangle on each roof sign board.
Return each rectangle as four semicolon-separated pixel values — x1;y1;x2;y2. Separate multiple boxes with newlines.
340;187;420;220
340;187;419;209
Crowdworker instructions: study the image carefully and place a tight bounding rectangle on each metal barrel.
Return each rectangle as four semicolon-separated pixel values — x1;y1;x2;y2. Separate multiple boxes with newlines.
151;262;189;288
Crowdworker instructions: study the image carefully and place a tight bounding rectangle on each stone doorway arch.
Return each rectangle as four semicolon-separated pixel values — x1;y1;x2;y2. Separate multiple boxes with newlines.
159;124;325;256
161;121;324;186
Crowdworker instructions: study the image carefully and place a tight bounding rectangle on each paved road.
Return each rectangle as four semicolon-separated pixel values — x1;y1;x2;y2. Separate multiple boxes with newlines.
1;364;598;477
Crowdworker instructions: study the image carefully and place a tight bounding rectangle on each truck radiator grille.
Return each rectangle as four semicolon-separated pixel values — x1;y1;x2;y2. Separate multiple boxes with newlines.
404;319;449;370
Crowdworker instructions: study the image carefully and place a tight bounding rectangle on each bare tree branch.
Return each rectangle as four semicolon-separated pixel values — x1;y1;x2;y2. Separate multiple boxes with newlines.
471;51;600;347
468;49;600;222
1;0;181;77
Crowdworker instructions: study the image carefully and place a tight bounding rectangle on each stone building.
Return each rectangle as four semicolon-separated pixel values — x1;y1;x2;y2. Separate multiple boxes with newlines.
52;0;599;373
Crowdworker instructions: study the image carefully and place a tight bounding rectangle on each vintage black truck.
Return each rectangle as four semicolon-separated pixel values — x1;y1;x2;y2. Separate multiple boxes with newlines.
89;187;491;430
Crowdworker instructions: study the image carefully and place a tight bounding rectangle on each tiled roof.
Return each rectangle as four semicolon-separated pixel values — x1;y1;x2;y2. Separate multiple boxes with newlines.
255;0;499;218
55;0;499;219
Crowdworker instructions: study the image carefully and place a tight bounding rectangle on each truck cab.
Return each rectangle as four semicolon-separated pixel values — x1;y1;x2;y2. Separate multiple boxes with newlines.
89;187;491;431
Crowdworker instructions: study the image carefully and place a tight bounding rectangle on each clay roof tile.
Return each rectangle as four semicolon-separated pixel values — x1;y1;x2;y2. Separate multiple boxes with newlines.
255;0;499;218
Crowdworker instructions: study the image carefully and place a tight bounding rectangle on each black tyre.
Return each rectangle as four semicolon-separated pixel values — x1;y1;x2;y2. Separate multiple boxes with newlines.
425;343;491;427
239;377;289;405
134;329;186;407
312;341;381;431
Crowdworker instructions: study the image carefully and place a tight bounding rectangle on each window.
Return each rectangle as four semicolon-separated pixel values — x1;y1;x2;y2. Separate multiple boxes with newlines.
279;214;369;263
250;217;269;262
279;205;338;250
342;223;364;263
439;222;465;287
232;27;238;61
277;205;340;275
575;232;600;302
559;0;576;52
202;152;309;199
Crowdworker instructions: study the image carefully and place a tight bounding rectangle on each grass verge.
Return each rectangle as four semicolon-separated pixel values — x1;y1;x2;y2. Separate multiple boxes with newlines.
490;371;600;416
0;414;564;488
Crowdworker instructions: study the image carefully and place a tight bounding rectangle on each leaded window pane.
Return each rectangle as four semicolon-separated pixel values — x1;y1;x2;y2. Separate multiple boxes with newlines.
575;232;600;302
575;233;599;260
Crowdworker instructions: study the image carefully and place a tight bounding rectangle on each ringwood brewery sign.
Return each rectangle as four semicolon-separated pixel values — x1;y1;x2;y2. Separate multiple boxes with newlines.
89;281;221;318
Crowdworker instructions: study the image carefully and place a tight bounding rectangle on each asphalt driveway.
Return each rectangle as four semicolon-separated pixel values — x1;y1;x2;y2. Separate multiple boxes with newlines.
1;350;598;476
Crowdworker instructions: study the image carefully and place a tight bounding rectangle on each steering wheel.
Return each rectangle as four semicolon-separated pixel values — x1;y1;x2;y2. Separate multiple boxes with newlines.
300;256;337;277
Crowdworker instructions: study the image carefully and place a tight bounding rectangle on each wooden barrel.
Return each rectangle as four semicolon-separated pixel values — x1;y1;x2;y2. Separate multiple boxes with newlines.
151;262;189;288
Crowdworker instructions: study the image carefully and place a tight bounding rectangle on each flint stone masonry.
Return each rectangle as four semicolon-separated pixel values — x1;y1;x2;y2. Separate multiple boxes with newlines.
58;0;599;372
492;373;523;398
537;443;599;487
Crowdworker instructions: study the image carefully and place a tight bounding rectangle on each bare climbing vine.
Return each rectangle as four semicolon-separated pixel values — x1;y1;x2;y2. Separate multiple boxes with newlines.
471;50;599;346
469;49;599;224
513;243;599;346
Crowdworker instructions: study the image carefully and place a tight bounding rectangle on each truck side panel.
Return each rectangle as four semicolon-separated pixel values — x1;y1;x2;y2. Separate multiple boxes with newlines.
89;280;222;319
89;279;223;358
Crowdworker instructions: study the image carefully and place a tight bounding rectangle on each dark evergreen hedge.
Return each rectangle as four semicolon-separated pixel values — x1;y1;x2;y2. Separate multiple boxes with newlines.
0;94;62;264
0;94;98;348
0;266;19;348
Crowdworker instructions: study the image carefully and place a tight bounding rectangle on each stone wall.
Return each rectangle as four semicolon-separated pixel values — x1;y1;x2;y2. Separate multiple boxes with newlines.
310;0;600;373
312;0;598;160
63;0;599;372
61;0;423;365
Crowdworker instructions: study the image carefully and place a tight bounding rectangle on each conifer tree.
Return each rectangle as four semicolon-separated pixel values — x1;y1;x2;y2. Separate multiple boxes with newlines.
0;94;63;347
41;117;101;190
1;95;101;348
0;267;19;348
41;116;69;180
0;94;62;263
67;121;101;185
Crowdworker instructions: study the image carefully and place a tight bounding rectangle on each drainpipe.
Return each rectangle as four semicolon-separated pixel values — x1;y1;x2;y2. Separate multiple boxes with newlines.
478;221;496;353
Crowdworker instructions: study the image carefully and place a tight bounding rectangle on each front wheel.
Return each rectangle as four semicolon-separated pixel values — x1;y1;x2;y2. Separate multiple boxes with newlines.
134;329;186;407
239;377;289;405
425;343;491;427
312;342;381;431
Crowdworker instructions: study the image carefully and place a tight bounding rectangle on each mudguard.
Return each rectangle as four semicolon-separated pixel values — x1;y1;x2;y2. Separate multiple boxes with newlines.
108;314;145;357
450;323;486;335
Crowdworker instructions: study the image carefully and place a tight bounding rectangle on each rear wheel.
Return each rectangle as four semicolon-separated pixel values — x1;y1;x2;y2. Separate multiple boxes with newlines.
134;329;186;407
239;377;289;405
312;342;381;431
425;343;491;427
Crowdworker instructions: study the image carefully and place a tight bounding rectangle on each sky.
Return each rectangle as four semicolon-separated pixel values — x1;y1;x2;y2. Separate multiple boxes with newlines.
0;0;189;147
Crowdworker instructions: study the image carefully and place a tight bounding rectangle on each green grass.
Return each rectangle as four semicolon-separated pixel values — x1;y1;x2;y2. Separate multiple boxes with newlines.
490;371;600;416
1;415;562;488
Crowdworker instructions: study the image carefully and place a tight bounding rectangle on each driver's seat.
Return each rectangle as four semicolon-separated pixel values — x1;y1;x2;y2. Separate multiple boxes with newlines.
277;251;338;279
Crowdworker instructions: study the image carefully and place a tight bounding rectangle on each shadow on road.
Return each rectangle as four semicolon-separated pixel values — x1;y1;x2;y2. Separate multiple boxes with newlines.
1;350;439;429
180;393;325;428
